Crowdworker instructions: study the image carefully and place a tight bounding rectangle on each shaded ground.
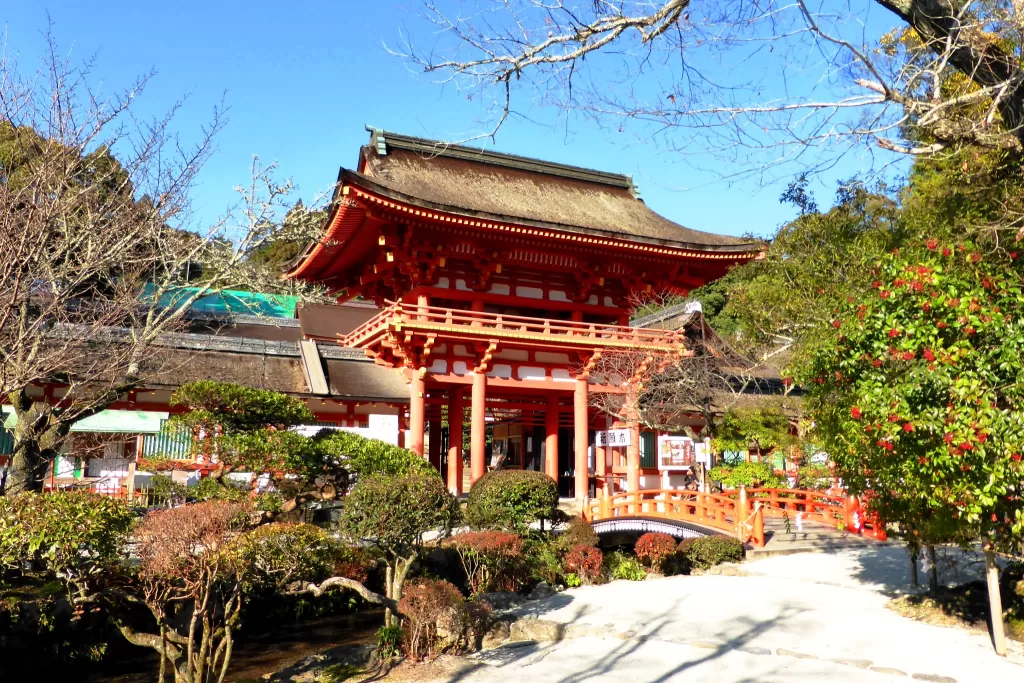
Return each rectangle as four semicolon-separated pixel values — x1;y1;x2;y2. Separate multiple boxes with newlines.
401;546;1024;683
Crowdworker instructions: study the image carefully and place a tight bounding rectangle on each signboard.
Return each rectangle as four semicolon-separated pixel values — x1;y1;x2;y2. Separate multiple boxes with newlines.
658;435;695;470
596;429;631;447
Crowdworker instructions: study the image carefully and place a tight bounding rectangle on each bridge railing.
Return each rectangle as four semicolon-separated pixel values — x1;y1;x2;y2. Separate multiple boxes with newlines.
582;489;764;544
721;487;887;539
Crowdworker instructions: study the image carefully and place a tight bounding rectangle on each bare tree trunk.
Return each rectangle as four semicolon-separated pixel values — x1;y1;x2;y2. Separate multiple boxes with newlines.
985;545;1007;656
908;547;919;588
927;545;939;593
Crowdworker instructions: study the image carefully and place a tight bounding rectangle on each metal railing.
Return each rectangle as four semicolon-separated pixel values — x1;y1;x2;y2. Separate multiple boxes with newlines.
341;301;687;351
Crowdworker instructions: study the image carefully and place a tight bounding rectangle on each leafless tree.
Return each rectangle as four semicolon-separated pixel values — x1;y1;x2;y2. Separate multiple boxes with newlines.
0;34;324;493
403;0;1024;179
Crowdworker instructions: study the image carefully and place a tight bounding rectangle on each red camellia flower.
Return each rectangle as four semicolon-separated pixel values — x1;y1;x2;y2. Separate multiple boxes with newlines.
970;253;981;263
978;432;988;443
942;247;952;256
872;281;882;288
959;442;973;451
921;302;931;311
903;423;914;432
851;407;862;419
923;349;935;361
901;351;914;361
880;290;891;299
872;359;883;368
926;238;938;250
832;320;841;328
1011;454;1022;462
965;327;976;336
1010;252;1018;260
888;414;899;423
937;321;948;329
888;328;900;338
943;433;953;443
918;457;928;464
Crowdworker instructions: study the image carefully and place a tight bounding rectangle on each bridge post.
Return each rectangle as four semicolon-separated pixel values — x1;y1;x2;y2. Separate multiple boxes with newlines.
738;485;748;541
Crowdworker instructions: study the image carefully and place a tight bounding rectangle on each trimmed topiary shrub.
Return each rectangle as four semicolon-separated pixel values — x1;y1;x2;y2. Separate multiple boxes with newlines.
634;532;677;573
678;536;745;570
564;544;603;585
466;470;559;531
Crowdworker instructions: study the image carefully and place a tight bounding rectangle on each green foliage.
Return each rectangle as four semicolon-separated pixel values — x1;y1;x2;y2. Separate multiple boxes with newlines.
604;551;646;581
563;573;582;588
796;463;832;491
0;492;133;595
340;473;461;555
708;461;784;489
678;536;745;570
522;536;564;586
375;623;403;660
316;430;437;479
233;523;343;590
694;179;907;350
170;380;315;434
466;470;559;532
713;407;795;454
798;241;1024;549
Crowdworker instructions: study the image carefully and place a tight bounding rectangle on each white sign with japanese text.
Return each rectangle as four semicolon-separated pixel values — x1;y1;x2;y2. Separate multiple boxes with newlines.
596;429;631;447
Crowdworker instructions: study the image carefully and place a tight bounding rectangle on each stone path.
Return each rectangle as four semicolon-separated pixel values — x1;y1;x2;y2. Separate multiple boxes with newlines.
428;546;1023;683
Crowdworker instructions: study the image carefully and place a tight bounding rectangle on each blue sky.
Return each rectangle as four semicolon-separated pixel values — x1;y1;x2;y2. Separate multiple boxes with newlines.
3;2;906;239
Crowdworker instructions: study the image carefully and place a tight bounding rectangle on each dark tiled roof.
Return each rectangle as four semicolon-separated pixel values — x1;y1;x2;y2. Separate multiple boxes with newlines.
351;129;757;251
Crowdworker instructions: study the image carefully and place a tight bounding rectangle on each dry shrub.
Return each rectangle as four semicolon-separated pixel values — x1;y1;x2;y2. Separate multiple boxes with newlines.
564;544;603;584
634;532;677;573
448;530;524;594
556;516;599;553
398;578;467;661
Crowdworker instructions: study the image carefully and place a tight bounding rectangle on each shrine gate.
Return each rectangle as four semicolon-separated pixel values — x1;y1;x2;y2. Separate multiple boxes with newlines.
287;128;760;499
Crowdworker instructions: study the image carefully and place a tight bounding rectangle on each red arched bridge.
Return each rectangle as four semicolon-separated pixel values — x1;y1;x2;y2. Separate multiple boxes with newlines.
581;488;887;547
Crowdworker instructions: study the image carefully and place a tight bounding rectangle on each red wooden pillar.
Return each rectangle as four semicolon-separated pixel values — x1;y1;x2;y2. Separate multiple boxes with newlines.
428;416;442;472
447;389;464;495
626;420;641;493
596;416;608;498
409;372;426;457
470;371;487;485
545;394;559;484
574;377;589;500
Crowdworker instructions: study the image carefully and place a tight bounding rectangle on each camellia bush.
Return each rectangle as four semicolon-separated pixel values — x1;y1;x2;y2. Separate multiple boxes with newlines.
799;240;1024;653
465;470;559;532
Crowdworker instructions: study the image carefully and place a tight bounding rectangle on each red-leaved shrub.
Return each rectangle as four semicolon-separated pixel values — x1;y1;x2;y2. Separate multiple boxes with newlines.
399;579;467;660
634;532;677;573
448;530;524;594
564;543;603;584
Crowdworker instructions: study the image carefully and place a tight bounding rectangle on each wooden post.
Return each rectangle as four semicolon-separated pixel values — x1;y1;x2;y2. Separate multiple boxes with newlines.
409;371;426;457
626;421;640;492
574;377;589;500
986;544;1007;656
447;389;464;495
738;485;748;541
470;371;487;485
595;416;607;498
397;412;407;449
545;395;559;484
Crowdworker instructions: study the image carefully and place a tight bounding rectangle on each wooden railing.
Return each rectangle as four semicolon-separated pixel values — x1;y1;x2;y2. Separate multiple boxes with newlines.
721;487;887;540
340;301;686;351
582;488;765;546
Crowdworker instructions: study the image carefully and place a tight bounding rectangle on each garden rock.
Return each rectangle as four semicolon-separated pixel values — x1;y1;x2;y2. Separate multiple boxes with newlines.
528;581;555;600
476;591;525;611
267;644;374;682
480;619;512;649
509;618;565;642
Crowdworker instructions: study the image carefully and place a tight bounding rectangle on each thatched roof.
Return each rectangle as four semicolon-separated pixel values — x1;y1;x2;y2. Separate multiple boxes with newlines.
348;129;757;251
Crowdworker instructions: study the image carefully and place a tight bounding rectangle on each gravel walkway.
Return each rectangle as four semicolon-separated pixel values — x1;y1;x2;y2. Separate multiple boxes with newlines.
438;546;1023;683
